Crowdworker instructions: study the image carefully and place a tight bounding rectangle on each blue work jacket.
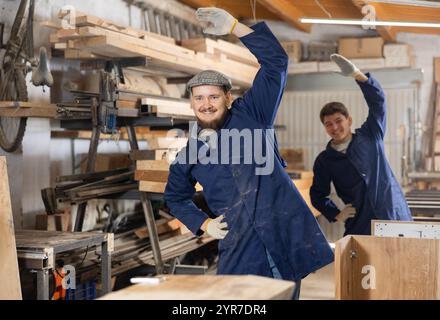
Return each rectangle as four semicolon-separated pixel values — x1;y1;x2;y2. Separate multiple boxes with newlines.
164;22;334;281
310;74;413;235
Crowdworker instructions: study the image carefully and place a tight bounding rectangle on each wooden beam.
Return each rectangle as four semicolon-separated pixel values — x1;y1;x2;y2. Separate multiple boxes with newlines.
135;170;169;182
0;105;57;118
256;0;311;33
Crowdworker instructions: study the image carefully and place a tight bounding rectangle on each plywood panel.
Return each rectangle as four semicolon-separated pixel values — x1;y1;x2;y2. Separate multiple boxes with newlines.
336;235;440;299
0;157;22;300
100;274;295;300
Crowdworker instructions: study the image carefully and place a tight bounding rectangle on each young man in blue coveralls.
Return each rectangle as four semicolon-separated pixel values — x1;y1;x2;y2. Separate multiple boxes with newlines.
310;54;412;236
164;7;334;299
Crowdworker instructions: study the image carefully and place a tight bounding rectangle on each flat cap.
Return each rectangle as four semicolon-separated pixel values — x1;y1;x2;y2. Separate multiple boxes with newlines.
186;70;232;92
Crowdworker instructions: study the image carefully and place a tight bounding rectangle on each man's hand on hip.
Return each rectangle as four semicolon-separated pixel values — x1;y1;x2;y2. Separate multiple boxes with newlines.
202;215;229;239
336;204;356;222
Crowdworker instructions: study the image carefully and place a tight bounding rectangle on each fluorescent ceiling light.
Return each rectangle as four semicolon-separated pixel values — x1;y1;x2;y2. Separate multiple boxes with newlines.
300;18;440;28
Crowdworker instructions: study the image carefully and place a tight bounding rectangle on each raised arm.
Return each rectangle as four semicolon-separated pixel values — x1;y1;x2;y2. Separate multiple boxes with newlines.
196;7;288;126
330;54;386;140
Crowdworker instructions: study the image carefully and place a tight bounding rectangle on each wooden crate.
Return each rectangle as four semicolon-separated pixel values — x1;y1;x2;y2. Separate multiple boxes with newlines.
335;235;440;299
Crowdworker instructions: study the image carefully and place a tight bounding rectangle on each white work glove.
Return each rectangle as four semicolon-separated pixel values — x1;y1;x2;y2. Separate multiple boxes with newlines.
336;204;356;222
330;54;360;77
204;215;228;239
195;7;237;35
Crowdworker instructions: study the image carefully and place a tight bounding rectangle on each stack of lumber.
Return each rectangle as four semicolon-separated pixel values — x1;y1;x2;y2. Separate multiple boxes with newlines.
135;159;202;193
41;168;137;213
141;96;194;119
50;10;259;88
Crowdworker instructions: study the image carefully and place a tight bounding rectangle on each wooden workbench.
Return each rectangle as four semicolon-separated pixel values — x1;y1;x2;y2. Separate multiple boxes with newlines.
15;230;114;300
100;275;295;300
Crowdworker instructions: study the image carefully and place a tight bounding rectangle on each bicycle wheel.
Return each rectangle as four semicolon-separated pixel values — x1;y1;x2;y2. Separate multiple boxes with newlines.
0;67;28;152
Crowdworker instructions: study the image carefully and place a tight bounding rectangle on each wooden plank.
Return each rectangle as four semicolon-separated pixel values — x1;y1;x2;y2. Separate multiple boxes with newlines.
76;26;193;59
99;274;295;300
135;170;169;182
0;157;22;299
64;48;102;59
335;235;353;300
0;101;55;108
139;180;202;193
129;150;157;161
0;106;57;118
145;137;188;150
134;218;182;240
139;180;167;193
136;160;170;171
181;37;258;67
142;97;195;118
58;9;176;44
335;235;440;299
51;129;170;141
35;213;70;232
116;99;139;109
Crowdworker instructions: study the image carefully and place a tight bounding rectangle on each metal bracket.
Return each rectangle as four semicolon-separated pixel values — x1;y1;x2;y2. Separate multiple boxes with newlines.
350;250;357;259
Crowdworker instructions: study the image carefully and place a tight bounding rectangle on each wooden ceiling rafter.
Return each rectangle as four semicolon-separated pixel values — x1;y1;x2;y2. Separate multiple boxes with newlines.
255;0;311;33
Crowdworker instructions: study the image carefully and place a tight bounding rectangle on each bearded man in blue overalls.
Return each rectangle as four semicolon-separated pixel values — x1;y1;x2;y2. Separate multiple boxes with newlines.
164;7;334;299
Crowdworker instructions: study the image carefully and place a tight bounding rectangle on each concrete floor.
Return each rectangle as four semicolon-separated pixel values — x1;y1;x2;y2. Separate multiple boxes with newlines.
300;262;335;300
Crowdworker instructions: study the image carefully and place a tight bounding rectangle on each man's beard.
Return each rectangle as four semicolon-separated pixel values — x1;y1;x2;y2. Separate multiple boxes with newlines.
197;109;229;130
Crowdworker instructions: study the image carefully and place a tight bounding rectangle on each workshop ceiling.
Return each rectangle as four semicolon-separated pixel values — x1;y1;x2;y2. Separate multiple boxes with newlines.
179;0;440;41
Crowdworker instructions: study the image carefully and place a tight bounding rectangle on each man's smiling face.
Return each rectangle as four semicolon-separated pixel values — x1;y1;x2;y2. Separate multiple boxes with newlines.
191;85;232;130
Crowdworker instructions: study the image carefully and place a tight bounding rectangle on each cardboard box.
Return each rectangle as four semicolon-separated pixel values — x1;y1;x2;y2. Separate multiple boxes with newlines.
383;43;413;68
384;56;413;68
435;57;440;83
288;61;318;74
383;43;412;57
338;37;383;59
280;40;302;63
